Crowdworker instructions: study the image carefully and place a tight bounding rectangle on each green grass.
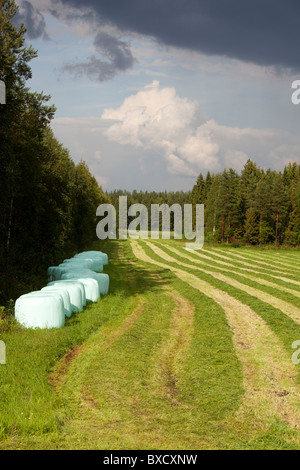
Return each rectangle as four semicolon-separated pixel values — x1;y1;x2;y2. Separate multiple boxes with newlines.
156;242;300;306
0;238;300;450
141;240;300;378
0;239;125;441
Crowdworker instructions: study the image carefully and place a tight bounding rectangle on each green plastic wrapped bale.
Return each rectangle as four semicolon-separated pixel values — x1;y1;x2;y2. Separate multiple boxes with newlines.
52;266;91;283
60;259;94;270
69;257;103;272
47;266;57;281
64;277;100;302
50;266;66;281
64;258;103;272
41;286;72;317
75;251;108;266
47;280;85;312
15;292;65;329
62;270;109;295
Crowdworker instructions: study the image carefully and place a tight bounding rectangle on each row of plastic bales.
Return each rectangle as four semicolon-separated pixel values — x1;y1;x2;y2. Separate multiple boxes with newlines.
14;251;109;329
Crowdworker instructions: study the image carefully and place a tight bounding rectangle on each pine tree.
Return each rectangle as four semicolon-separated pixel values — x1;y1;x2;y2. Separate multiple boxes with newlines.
270;172;289;244
244;207;259;244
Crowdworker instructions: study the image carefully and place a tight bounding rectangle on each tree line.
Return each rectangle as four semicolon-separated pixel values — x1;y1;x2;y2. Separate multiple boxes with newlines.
106;159;300;247
0;1;106;303
190;160;300;246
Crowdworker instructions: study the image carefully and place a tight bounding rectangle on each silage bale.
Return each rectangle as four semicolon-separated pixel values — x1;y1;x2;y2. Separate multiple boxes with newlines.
68;257;103;272
62;270;109;295
75;251;108;266
41;286;72;317
47;280;85;312
64;277;100;302
60;259;94;270
47;266;57;281
50;266;67;281
15;292;65;329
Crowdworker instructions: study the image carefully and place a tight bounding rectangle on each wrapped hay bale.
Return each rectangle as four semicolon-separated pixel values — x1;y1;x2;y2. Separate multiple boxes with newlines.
60;259;94;270
41;286;72;317
15;292;65;329
62;270;109;296
75;251;108;266
63;277;100;302
47;280;85;311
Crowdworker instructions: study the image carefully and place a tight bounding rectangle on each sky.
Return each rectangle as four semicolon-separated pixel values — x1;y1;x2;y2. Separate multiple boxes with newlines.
12;0;300;192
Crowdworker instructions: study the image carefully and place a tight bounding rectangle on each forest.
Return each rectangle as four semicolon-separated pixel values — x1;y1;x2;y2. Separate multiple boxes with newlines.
0;0;299;305
107;159;300;247
0;1;107;303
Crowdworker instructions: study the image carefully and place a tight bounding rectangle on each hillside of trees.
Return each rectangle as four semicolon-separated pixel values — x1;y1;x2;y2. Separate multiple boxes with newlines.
0;1;106;304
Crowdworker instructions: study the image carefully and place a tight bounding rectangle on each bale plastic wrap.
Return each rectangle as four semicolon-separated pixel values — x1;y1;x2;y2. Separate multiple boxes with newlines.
47;280;84;312
62;270;109;295
52;266;89;282
49;266;66;281
15;292;65;329
75;251;108;266
68;257;103;272
65;277;100;302
41;286;72;317
60;259;94;270
47;266;57;281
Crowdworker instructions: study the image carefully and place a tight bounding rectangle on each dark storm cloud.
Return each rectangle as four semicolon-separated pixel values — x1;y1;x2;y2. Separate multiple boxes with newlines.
52;0;300;71
13;1;49;40
62;32;135;82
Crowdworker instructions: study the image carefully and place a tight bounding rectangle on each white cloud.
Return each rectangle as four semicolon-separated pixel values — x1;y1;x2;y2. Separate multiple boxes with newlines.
224;150;249;171
177;121;220;169
102;80;198;148
101;81;300;177
50;85;300;191
268;144;300;169
166;153;198;177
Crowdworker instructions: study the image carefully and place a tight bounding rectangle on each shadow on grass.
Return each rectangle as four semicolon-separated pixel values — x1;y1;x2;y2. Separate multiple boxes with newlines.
63;239;173;328
105;239;173;297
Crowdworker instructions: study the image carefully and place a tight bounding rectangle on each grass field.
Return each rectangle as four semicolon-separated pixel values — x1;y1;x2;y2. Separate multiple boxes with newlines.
0;239;300;450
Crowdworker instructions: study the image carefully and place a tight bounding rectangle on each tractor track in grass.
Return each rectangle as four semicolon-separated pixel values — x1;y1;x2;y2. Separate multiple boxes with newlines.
50;242;147;395
130;240;300;433
149;272;195;404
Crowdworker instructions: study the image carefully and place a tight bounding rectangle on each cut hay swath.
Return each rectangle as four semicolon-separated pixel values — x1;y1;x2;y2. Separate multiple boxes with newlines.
130;239;300;436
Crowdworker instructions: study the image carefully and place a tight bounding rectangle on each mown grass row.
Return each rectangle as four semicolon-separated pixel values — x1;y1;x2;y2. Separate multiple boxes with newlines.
162;240;300;291
32;241;245;449
207;246;300;270
140;240;300;377
1;239;300;450
133;240;300;447
159;243;300;308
